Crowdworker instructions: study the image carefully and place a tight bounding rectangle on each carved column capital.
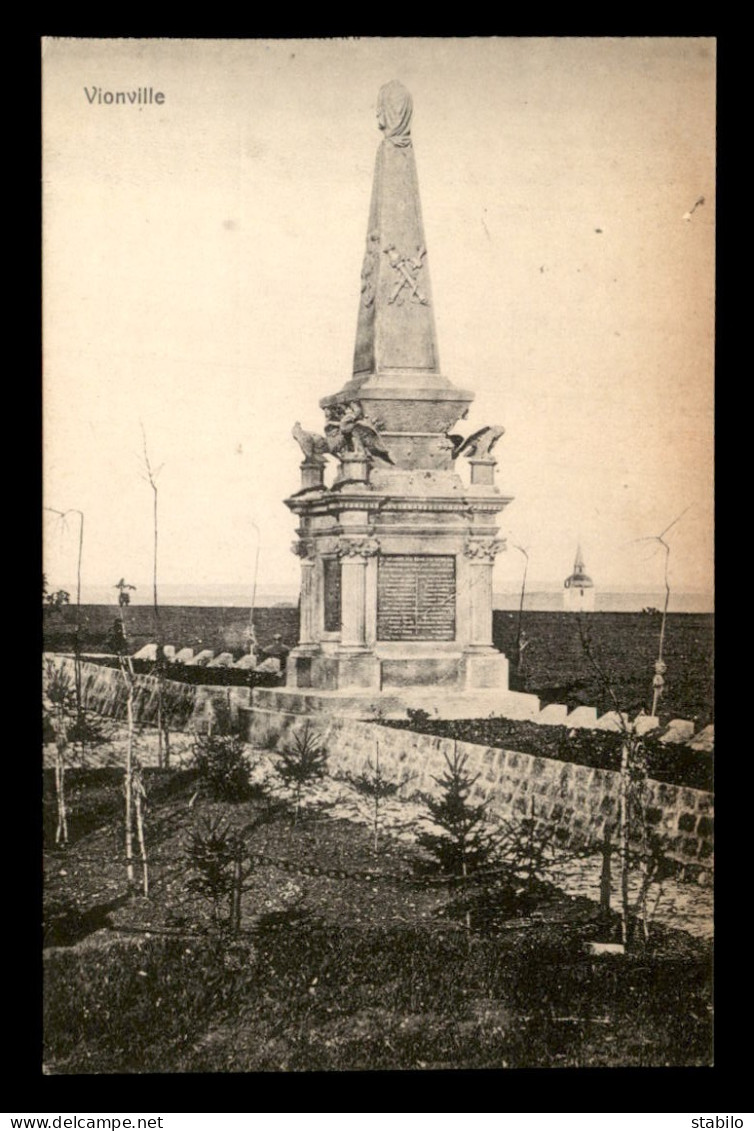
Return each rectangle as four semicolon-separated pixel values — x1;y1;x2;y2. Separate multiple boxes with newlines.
337;537;381;560
291;540;316;561
464;537;506;563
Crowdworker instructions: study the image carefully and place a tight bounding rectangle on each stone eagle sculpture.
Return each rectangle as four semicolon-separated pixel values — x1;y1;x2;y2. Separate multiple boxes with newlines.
292;422;329;463
447;424;505;460
324;401;394;464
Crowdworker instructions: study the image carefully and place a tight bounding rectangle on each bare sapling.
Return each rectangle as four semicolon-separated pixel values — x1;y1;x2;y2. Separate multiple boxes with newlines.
578;617;637;948
45;660;74;847
117;630;149;896
634;833;673;940
132;757;149;898
599;829;613;915
511;542;530;684
140;425;169;767
347;741;416;853
120;653;136;890
44;508;85;751
119;654;149;897
54;696;69;847
577;616;674;948
631;506;690;717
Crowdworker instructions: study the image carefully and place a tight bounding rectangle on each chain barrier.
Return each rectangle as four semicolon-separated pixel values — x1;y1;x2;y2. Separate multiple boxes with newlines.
44;841;604;889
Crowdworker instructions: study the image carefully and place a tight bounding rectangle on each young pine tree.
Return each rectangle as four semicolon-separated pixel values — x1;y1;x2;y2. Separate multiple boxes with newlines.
274;722;328;823
186;815;250;930
417;745;496;877
347;743;415;852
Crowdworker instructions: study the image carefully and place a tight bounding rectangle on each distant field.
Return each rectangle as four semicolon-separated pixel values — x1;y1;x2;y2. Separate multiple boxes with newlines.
43;605;713;723
494;610;713;724
43;604;300;654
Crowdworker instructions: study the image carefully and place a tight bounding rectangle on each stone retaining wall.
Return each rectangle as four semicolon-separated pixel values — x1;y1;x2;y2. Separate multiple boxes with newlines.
245;704;713;876
43;655;251;732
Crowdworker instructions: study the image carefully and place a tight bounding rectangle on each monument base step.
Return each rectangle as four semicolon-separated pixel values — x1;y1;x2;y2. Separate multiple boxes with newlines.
244;685;540;726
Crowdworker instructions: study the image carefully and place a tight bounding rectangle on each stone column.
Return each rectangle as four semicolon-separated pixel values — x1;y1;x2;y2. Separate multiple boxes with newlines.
464;538;506;648
291;540;316;646
337;537;380;648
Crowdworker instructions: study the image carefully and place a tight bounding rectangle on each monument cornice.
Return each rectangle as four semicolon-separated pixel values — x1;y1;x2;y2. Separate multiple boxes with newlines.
320;383;474;407
465;497;514;511
287;492;512;517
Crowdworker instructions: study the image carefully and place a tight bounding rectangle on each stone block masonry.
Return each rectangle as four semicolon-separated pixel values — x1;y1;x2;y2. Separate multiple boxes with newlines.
244;704;713;874
43;655;250;733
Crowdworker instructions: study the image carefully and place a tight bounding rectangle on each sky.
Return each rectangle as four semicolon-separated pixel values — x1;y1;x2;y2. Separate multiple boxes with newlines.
42;37;715;604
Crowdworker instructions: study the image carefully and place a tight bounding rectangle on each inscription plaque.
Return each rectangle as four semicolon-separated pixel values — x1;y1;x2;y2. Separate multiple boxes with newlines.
323;558;341;632
377;554;456;641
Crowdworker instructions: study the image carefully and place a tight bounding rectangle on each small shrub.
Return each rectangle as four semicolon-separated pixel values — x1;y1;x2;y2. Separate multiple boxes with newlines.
66;711;111;747
497;815;561;895
259;726;281;752
406;707;431;728
206;692;237;736
186;814;248;927
439;878;543;932
191;733;255;802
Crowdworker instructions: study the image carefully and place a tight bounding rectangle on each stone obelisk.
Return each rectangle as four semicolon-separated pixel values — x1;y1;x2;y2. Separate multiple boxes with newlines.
280;82;536;716
321;79;474;474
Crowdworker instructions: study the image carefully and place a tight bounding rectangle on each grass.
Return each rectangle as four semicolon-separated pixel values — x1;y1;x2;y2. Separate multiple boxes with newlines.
42;765;713;1072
